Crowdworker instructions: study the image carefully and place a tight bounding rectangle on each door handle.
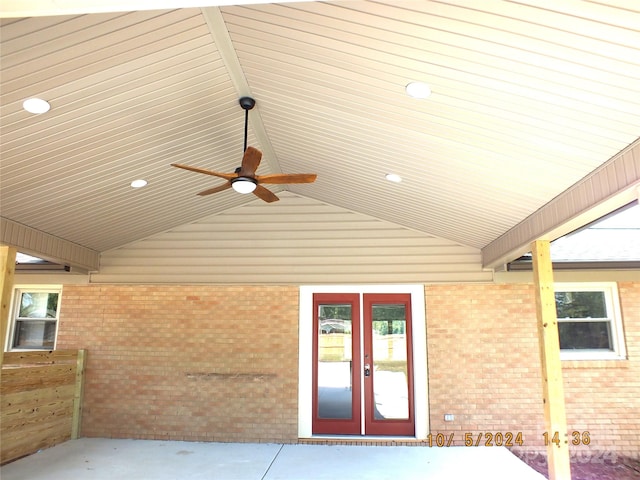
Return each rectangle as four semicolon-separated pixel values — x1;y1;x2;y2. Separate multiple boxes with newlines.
364;363;371;377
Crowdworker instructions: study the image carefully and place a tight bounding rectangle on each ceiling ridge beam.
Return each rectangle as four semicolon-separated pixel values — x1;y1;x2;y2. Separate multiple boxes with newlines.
482;138;640;269
201;6;283;176
0;217;100;272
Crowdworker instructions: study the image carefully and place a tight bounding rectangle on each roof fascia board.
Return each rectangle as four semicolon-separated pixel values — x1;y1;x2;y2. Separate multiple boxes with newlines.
0;217;100;272
482;139;640;269
507;261;640;271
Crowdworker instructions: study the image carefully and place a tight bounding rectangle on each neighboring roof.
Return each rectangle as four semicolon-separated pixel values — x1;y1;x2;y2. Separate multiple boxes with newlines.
551;204;640;262
1;2;639;271
509;203;640;268
552;229;640;263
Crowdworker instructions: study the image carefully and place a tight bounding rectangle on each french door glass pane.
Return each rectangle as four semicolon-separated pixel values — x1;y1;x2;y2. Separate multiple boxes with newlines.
371;304;408;420
317;304;352;419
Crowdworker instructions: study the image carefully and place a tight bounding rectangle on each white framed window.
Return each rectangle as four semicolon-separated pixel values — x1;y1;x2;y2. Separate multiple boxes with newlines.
6;286;62;351
555;282;626;361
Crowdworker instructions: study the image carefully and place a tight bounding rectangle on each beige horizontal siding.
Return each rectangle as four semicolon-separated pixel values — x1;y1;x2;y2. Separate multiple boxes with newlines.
93;193;492;284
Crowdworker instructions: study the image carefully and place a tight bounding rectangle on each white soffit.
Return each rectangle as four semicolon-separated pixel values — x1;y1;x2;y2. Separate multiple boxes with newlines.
1;1;639;264
0;0;318;18
483;139;640;269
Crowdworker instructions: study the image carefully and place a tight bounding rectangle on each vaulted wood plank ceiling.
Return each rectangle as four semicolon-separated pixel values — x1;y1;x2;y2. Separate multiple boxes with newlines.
1;1;639;267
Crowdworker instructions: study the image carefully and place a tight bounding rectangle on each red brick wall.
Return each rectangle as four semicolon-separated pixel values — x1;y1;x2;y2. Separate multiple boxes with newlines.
425;282;639;457
56;285;299;443
56;282;638;454
562;281;640;456
425;283;544;449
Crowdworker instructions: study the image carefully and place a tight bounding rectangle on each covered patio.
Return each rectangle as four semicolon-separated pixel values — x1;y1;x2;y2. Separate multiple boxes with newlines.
0;438;544;480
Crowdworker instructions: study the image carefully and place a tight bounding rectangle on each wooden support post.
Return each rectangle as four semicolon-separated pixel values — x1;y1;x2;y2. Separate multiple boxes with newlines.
71;349;87;439
0;245;17;369
531;240;571;480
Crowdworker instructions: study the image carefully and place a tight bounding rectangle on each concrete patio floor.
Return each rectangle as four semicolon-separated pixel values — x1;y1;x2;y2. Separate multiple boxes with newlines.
1;438;546;480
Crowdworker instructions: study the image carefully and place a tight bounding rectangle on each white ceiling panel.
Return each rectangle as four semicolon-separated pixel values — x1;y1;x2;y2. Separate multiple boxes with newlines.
1;1;639;259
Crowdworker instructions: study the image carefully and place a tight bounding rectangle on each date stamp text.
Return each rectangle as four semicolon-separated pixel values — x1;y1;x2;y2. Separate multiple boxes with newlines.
425;432;524;447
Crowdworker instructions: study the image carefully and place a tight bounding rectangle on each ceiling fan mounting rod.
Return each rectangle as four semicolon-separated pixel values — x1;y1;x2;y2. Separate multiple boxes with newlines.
239;97;255;153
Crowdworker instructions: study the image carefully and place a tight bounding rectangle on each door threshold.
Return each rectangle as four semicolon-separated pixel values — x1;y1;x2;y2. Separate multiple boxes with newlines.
299;436;427;446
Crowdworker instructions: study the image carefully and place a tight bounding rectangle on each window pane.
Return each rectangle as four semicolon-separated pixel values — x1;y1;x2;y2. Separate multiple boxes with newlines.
558;321;612;350
317;304;353;419
13;320;57;349
555;291;607;319
19;292;59;318
371;304;409;420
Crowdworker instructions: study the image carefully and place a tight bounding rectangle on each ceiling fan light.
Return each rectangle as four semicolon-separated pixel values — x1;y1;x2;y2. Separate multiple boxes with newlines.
231;177;257;194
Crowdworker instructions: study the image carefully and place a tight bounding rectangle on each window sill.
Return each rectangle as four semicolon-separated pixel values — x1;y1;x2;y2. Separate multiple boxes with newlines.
562;359;628;369
9;347;55;351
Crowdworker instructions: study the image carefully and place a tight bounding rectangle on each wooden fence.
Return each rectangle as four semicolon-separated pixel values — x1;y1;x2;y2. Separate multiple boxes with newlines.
1;349;86;464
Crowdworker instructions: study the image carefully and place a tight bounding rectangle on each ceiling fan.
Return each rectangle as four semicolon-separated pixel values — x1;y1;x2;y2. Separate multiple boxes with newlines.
171;97;317;203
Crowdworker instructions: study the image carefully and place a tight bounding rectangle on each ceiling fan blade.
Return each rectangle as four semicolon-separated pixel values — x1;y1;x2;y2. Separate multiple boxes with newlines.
172;163;236;181
256;173;317;184
239;146;262;177
197;182;232;196
253;184;280;203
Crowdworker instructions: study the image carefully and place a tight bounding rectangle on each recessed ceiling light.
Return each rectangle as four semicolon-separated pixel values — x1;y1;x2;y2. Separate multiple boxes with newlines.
23;98;51;114
405;82;431;99
385;173;402;183
130;179;148;188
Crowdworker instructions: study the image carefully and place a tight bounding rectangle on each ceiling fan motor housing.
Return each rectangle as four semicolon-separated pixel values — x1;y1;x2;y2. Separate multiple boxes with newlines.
239;97;255;110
